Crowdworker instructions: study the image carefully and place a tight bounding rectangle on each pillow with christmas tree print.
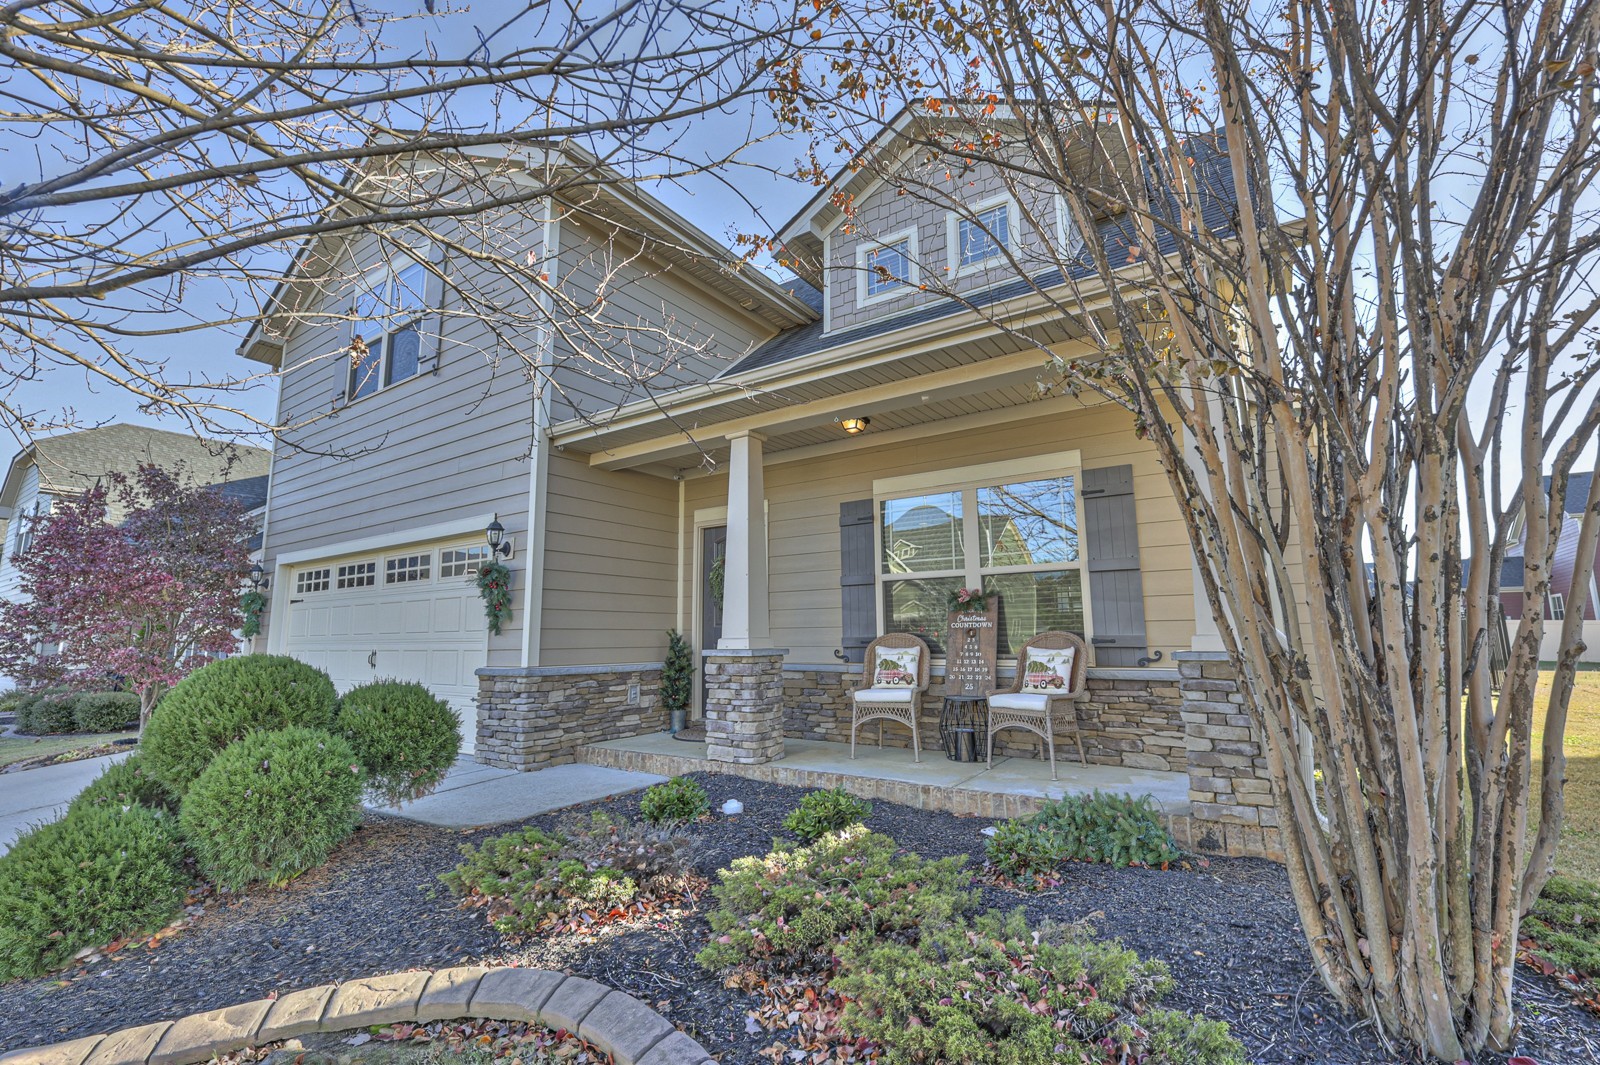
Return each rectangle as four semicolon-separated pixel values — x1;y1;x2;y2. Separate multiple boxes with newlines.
872;645;922;688
1020;646;1077;693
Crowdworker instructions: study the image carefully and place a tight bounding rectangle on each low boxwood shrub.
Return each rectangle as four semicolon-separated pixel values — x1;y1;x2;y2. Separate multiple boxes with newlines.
834;909;1243;1065
442;813;697;936
696;826;975;977
0;805;188;980
987;791;1183;885
72;691;139;733
143;655;338;793
783;787;873;840
639;776;710;824
337;680;460;806
1523;874;1600;988
14;689;77;735
178;727;365;889
69;755;176;815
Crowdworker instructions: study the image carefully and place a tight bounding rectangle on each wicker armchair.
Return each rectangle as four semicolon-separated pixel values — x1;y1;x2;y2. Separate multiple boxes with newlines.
986;631;1089;780
850;633;932;762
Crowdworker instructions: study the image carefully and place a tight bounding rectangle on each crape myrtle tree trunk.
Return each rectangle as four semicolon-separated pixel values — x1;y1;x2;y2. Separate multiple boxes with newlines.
754;0;1600;1058
0;0;806;445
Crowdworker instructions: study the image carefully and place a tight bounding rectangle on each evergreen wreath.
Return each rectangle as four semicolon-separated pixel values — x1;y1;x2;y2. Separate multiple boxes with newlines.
239;589;268;638
709;555;726;607
946;586;993;613
475;560;514;635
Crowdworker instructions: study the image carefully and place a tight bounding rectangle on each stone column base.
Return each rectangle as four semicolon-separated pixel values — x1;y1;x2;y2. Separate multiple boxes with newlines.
703;648;787;764
1174;650;1283;860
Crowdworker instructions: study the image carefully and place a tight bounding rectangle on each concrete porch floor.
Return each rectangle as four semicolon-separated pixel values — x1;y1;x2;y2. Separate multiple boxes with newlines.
579;732;1190;822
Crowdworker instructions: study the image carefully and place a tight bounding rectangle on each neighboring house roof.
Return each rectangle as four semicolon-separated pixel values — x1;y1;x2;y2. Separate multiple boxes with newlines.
1543;471;1593;516
209;473;271;513
722;133;1239;381
1499;554;1525;590
0;424;271;521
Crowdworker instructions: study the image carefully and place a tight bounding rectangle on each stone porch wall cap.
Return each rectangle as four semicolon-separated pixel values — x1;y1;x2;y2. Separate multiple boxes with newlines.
1172;651;1233;662
476;663;662;678
700;647;789;658
781;662;1180;682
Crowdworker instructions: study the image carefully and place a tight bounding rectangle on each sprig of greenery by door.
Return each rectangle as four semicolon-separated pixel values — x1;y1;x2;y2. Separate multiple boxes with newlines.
239;590;268;638
476;561;514;635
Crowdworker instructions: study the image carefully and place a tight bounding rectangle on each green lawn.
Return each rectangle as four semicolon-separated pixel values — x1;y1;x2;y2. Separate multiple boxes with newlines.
1531;669;1600;882
0;731;135;769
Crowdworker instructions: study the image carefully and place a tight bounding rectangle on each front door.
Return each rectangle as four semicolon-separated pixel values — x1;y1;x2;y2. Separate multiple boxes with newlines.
699;525;726;715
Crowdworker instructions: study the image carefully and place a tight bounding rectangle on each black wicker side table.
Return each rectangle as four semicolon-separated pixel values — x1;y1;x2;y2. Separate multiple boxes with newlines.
939;694;989;762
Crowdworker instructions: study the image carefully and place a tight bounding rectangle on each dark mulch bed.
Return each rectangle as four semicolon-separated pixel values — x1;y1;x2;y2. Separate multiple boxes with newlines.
1;774;1596;1064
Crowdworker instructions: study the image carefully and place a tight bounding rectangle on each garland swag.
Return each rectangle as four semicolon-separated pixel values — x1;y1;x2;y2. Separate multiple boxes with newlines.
239;589;268;638
476;561;514;635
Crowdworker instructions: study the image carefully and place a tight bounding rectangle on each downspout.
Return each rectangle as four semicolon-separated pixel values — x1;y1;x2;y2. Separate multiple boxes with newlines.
520;197;558;667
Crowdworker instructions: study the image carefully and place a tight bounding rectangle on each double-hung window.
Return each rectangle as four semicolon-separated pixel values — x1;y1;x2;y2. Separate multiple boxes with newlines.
349;253;428;400
879;470;1084;654
1549;592;1567;621
954;201;1009;269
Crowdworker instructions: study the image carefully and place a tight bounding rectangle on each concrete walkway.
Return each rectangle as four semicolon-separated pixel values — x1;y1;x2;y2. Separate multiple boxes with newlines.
366;756;666;829
0;751;127;853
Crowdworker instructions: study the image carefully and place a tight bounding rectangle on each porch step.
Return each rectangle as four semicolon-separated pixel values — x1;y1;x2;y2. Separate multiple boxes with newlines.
576;734;1193;825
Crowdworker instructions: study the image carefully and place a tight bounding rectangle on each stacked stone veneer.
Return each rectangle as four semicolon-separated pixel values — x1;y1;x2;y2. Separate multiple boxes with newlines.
1174;651;1283;861
704;649;786;764
782;665;1186;771
475;665;665;771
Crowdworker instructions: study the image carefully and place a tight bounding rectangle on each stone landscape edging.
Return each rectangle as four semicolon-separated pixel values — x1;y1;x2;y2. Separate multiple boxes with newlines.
0;966;712;1065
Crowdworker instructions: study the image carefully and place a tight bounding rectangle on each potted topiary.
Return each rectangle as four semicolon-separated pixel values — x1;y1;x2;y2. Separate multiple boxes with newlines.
662;629;693;734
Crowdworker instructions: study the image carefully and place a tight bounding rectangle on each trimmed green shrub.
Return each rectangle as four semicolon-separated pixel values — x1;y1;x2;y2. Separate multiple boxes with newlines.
0;805;188;980
1524;874;1600;986
337;680;460;806
14;689;77;735
697;826;975;977
178;727;364;889
72;691;139;733
69;755;177;816
834;909;1243;1065
783;787;873;840
143;655;337;793
442;813;697;936
986;792;1183;886
639;776;710;824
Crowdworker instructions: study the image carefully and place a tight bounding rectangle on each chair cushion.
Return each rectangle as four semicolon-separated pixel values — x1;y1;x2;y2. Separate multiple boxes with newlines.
989;692;1050;712
854;687;915;704
871;645;922;689
1019;646;1077;693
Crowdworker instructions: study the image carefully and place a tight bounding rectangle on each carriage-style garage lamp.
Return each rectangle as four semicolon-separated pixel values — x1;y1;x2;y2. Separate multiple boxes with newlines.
248;562;269;590
485;519;514;561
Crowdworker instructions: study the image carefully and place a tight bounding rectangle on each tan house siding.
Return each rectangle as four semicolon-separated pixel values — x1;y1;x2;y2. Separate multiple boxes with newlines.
549;217;777;422
678;400;1195;665
261;225;544;664
537;453;678;667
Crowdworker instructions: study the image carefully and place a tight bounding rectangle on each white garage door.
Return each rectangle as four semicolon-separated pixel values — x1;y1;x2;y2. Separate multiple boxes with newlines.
281;541;491;753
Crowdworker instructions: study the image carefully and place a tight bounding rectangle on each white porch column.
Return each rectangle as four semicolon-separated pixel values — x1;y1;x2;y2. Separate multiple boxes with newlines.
1185;391;1227;653
718;430;770;649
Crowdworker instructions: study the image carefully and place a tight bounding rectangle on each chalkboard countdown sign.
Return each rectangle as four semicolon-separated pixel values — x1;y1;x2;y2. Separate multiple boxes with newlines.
945;600;999;696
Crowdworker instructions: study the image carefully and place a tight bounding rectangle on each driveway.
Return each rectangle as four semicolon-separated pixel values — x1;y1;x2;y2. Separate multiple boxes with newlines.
0;752;127;853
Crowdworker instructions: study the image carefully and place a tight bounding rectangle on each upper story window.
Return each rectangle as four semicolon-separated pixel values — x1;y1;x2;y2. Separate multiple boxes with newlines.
15;498;47;556
859;231;917;303
954;202;1009;269
348;252;428;401
878;470;1082;654
1549;592;1567;621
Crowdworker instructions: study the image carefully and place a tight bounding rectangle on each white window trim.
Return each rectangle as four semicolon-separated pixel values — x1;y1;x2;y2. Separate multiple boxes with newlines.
945;195;1016;278
856;227;920;307
1054;193;1088;264
346;245;432;404
1549;591;1567;621
872;451;1092;657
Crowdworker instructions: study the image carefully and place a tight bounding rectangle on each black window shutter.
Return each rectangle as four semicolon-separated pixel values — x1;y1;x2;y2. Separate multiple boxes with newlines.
839;499;876;663
1082;465;1149;666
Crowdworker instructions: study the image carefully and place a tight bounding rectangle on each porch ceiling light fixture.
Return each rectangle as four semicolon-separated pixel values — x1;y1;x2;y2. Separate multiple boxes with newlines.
840;416;871;435
485;519;515;560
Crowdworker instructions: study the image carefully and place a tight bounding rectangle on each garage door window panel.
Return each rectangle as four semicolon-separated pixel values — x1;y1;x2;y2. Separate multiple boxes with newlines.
337;561;377;589
440;545;491;578
386;553;432;584
295;568;331;594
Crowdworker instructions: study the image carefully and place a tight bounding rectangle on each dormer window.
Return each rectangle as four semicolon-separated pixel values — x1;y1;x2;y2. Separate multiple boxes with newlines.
954;201;1010;269
859;230;918;304
348;251;428;401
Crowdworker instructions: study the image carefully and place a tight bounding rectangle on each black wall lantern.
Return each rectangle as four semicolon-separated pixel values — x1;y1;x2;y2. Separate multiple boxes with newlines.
248;562;269;590
485;519;514;561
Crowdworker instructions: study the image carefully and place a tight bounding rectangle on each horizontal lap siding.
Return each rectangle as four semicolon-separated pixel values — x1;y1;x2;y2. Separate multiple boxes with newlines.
263;225;542;666
538;453;677;666
679;401;1196;664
